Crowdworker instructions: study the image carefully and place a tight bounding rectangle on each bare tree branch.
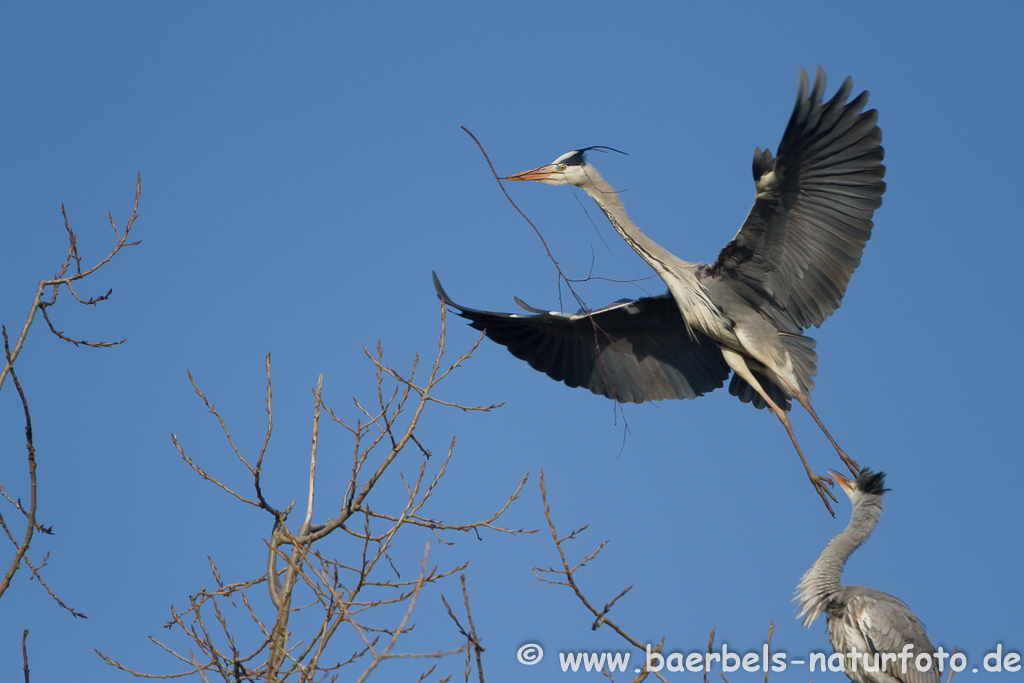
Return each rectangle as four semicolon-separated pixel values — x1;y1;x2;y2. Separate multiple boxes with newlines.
2;180;141;683
21;630;29;683
0;174;141;392
102;306;527;681
535;469;671;682
0;328;38;604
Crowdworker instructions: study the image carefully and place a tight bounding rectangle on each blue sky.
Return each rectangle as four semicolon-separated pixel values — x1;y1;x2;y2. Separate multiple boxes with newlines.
1;3;1021;681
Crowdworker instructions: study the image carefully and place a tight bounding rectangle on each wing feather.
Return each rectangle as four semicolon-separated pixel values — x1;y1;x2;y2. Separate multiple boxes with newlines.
830;589;941;683
433;273;731;404
705;67;886;330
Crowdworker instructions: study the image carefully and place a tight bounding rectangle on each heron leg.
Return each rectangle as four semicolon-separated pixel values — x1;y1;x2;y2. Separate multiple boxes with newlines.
779;378;860;476
721;350;837;515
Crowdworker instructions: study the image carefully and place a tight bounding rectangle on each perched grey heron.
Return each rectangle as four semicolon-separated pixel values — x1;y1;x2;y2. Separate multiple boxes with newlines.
434;67;884;513
796;470;940;683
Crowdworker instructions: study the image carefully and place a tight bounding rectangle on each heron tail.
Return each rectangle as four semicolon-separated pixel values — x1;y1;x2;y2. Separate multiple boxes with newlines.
728;332;818;411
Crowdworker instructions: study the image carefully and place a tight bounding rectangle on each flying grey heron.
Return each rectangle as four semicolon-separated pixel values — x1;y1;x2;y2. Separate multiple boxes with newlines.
796;470;940;683
434;67;884;513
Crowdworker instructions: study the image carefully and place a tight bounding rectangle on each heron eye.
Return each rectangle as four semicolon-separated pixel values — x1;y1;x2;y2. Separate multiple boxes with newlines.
559;165;567;171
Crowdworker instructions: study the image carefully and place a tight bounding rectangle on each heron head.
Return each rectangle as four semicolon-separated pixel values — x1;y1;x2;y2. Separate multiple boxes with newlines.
829;468;888;501
503;147;626;187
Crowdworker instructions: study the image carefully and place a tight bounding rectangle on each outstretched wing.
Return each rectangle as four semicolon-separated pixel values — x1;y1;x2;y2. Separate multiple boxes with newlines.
706;66;885;330
433;273;731;404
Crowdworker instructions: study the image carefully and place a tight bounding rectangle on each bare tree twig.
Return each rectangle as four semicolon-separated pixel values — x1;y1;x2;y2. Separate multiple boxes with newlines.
535;469;648;651
460;127;588;314
2;180;138;678
458;129;643;416
763;622;773;683
0;329;39;604
440;574;485;683
536;469;676;682
0;174;141;392
22;630;29;683
102;307;525;681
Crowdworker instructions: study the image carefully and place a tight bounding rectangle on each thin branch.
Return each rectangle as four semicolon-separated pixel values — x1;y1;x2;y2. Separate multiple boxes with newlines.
171;433;261;508
0;173;142;392
20;551;87;618
536;468;673;683
117;305;525;681
0;328;38;603
459;130;645;413
353;541;432;683
535;469;648;649
22;630;29;683
305;375;323;532
440;574;485;683
460;127;588;313
253;353;275;513
705;628;715;683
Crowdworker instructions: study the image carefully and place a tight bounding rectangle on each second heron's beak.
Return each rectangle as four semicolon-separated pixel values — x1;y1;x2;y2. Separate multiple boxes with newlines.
502;164;560;182
828;470;854;492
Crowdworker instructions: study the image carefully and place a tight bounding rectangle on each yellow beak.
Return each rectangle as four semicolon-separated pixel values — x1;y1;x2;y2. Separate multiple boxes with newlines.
502;164;561;182
828;470;854;493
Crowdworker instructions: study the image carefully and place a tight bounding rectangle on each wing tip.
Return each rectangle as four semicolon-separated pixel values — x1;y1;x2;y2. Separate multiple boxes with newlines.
431;270;452;304
794;66;810;107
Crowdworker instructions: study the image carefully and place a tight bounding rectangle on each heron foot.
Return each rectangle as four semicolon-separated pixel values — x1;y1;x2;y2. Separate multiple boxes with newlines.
838;450;861;476
809;471;838;517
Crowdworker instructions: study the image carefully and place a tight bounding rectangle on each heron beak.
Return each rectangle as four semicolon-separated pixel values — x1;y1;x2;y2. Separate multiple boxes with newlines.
828;470;854;492
502;164;560;182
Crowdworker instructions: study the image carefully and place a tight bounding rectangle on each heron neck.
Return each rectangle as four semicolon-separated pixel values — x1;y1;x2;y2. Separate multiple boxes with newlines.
576;170;687;272
575;167;727;336
795;495;883;627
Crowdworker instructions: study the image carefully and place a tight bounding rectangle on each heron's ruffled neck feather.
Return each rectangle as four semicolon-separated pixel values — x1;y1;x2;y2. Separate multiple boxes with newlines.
795;494;883;627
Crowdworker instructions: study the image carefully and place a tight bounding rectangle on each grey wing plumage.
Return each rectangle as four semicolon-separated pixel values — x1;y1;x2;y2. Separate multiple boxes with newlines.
729;370;793;412
707;66;885;330
833;589;941;683
433;273;731;403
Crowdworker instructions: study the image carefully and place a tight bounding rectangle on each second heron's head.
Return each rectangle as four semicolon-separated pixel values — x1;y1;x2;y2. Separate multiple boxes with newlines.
829;468;889;503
